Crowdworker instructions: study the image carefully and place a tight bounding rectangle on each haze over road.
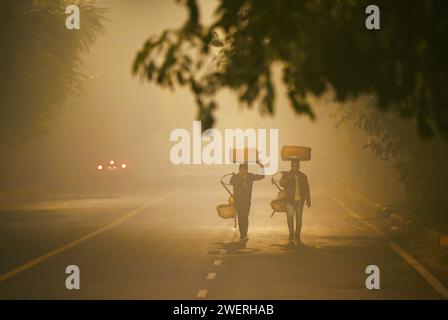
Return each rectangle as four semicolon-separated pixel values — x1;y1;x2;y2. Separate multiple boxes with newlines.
0;175;444;299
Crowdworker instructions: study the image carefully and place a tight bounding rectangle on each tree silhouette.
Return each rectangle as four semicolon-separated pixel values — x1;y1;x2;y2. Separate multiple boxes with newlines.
134;0;448;140
0;0;106;143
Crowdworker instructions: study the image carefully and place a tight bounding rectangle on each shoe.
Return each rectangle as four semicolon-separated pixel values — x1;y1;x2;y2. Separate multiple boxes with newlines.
239;236;249;242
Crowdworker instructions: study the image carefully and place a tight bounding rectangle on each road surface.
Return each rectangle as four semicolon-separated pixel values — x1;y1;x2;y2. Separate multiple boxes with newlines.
0;175;445;299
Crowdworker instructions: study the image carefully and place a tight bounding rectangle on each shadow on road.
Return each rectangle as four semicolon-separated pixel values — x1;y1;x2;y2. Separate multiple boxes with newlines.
209;241;261;256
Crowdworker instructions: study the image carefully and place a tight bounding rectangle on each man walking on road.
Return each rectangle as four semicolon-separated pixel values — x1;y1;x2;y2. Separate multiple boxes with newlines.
230;161;265;242
280;159;311;244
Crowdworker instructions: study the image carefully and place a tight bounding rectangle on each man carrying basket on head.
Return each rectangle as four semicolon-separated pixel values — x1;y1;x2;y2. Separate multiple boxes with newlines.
280;159;311;244
230;161;265;242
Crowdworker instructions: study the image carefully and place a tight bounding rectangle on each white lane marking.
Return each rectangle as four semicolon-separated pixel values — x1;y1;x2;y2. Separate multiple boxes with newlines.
0;188;183;284
195;228;233;298
196;289;208;298
321;187;448;299
206;272;216;280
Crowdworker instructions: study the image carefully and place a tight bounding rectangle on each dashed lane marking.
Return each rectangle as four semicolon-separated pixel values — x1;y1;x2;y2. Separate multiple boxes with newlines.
196;289;208;298
206;272;216;280
196;228;235;298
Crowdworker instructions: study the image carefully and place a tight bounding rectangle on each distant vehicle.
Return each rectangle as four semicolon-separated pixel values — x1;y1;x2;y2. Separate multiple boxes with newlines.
97;160;127;173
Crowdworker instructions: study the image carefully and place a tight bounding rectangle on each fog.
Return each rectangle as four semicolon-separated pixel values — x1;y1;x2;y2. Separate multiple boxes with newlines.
0;0;401;204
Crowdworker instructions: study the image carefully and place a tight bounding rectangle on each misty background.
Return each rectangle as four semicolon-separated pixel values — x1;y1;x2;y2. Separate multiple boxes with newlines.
0;1;403;198
1;0;446;229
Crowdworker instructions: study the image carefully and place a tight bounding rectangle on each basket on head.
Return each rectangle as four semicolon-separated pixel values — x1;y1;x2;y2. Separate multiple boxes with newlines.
231;148;258;163
281;146;311;161
216;204;237;219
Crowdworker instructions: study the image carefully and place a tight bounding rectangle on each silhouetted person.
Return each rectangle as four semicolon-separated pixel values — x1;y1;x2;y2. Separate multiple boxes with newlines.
230;162;265;241
280;159;311;244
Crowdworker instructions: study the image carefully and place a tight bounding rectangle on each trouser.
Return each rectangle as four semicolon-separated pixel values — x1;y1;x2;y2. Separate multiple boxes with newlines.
235;201;251;238
286;200;304;240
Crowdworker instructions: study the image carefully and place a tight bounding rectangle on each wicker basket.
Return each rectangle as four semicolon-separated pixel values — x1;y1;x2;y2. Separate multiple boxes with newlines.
216;204;237;219
271;198;286;212
281;146;311;161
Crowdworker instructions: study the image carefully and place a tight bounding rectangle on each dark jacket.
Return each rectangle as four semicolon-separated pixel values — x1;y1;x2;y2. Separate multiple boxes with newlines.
230;172;264;205
279;170;311;205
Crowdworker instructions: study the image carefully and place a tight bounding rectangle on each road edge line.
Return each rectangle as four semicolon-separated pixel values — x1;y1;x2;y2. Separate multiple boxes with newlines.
321;187;448;299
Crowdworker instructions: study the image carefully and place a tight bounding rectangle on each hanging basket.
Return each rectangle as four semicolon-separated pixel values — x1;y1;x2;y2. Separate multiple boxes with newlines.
217;173;237;220
270;198;286;212
270;171;287;216
216;204;237;219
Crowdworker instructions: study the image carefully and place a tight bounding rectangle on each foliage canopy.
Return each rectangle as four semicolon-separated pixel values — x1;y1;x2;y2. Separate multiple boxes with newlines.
134;0;448;139
0;0;106;143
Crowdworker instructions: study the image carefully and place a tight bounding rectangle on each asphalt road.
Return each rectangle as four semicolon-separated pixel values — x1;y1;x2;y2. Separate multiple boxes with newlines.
0;175;445;299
